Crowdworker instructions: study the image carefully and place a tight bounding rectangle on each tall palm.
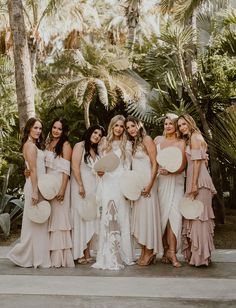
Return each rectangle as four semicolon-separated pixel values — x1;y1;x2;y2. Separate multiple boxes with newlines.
44;41;150;128
8;0;35;130
123;0;141;52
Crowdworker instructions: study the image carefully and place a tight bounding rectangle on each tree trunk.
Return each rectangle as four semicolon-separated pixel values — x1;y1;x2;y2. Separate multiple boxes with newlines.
84;102;90;129
8;0;35;131
125;0;141;60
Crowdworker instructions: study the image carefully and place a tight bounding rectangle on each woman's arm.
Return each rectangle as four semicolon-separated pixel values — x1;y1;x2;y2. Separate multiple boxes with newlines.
190;133;203;198
24;143;38;205
57;141;72;202
142;136;158;197
71;142;86;198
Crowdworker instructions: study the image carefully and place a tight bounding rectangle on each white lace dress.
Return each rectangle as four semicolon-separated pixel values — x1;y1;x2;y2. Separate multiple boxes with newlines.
92;140;134;270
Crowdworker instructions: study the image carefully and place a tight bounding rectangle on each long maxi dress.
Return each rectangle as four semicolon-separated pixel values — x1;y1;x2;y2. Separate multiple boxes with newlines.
92;140;134;270
45;150;74;267
71;145;100;260
156;143;185;252
8;147;51;268
131;146;163;255
182;146;216;266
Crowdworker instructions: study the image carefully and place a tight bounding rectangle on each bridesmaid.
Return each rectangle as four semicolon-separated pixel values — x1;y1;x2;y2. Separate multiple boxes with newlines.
125;116;162;266
71;125;105;264
177;114;216;266
8;118;51;268
45;117;74;267
154;113;186;268
92;115;134;270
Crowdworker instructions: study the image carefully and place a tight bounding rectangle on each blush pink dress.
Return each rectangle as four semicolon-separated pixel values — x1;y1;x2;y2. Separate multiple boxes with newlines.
45;150;74;268
8;147;51;268
182;146;216;266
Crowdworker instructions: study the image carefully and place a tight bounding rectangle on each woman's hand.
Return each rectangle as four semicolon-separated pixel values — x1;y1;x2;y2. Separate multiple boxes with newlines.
56;189;65;202
24;168;31;178
97;171;105;177
141;186;151;198
32;191;38;205
189;184;199;199
159;168;170;176
79;184;86;198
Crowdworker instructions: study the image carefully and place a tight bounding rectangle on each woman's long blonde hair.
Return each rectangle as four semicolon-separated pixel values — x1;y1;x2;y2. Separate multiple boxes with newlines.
177;114;202;144
102;115;127;160
125;116;146;154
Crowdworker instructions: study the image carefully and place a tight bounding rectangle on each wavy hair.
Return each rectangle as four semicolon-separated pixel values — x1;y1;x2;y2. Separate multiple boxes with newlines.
177;114;201;144
82;125;105;164
21;117;44;151
47;117;69;157
125;116;146;154
102;115;127;160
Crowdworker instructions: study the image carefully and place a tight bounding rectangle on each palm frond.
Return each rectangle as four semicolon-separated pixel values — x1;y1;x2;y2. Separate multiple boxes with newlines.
94;78;109;108
160;24;194;55
211;110;236;165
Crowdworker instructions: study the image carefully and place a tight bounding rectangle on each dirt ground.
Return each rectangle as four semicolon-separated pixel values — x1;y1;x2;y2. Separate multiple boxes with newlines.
1;209;236;248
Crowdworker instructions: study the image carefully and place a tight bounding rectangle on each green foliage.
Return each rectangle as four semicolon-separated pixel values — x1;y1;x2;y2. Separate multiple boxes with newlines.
200;53;236;101
0;164;24;235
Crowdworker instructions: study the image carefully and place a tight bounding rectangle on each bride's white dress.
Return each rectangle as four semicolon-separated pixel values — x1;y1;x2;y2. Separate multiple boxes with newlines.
92;140;134;270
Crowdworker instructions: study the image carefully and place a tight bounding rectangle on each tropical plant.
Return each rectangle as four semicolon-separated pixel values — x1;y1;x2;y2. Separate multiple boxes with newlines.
0;164;24;236
43;40;150;128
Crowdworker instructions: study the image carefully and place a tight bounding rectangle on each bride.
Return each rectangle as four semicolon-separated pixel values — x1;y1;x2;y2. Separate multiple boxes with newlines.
92;115;134;270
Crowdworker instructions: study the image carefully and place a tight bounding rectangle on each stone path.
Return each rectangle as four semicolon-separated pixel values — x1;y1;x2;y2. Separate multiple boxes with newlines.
0;246;236;308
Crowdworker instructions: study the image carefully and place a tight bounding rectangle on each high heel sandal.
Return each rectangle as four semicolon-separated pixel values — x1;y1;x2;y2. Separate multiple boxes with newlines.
161;246;170;264
85;257;94;264
166;250;181;268
78;257;87;265
138;254;157;266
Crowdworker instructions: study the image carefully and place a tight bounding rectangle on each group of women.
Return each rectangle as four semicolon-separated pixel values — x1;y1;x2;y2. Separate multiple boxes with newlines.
8;112;216;269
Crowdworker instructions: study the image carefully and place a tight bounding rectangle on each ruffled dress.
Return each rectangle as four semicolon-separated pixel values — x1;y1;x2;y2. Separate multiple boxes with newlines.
71;146;100;260
8;147;51;268
45;150;74;267
182;146;216;266
131;146;163;255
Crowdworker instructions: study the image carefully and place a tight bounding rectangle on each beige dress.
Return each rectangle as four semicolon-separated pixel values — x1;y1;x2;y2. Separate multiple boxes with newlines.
71;146;100;260
157;143;185;251
45;150;74;268
8;147;51;268
182;146;216;266
131;146;163;254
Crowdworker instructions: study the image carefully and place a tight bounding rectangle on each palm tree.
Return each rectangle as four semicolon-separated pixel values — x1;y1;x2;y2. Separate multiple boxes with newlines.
8;0;35;130
44;41;150;128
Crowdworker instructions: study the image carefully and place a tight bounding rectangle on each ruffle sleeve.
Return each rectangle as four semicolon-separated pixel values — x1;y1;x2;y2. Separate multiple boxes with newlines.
45;151;71;176
191;149;207;161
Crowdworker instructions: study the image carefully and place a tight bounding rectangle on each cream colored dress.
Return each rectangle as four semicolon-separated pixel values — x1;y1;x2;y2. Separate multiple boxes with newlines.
8;147;51;268
92;140;134;270
157;143;185;252
71;146;100;260
131;146;163;254
45;150;74;268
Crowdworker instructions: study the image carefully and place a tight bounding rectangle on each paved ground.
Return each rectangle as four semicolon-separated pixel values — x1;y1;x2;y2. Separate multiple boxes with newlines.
0;246;236;308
